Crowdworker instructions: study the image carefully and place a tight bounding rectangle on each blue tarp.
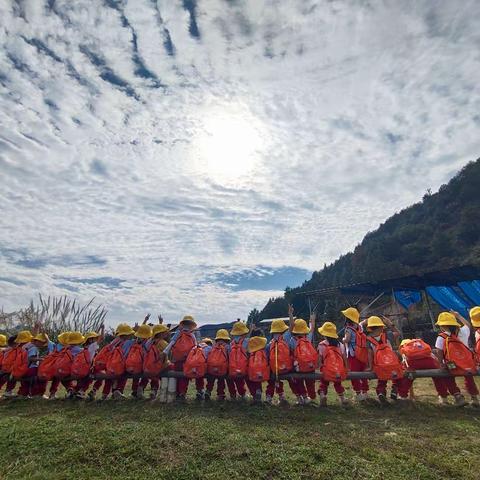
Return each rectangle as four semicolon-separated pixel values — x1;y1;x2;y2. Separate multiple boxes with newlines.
458;280;480;305
426;286;472;319
394;290;422;309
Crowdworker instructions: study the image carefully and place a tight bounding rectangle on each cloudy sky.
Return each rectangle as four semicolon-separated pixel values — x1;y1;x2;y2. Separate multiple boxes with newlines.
1;1;479;326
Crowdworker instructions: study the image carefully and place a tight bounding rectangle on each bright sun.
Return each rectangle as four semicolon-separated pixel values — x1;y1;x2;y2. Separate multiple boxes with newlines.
195;108;265;184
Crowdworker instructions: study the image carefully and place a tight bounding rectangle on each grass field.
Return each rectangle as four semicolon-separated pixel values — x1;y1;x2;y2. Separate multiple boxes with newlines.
1;379;479;480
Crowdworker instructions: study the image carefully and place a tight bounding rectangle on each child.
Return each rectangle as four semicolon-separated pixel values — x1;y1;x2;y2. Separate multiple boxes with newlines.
109;324;136;400
227;321;250;401
247;335;269;403
193;338;213;401
205;329;230;402
317;322;348;407
472;306;480;366
128;324;153;399
365;316;403;405
0;335;18;397
287;305;318;405
12;330;37;398
434;312;476;407
163;316;197;401
73;330;102;399
341;307;369;402
265;319;293;406
144;324;170;401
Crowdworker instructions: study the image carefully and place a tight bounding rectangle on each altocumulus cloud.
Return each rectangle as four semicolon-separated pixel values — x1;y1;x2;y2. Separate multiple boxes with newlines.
0;0;479;325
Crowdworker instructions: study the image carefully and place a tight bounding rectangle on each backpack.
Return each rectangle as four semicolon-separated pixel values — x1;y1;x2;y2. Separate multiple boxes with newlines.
106;343;127;377
294;337;318;373
207;343;228;376
55;348;75;379
143;343;167;377
368;337;403;380
248;350;270;382
170;331;196;363
440;333;476;375
94;343;115;372
125;343;145;375
183;346;207;379
228;341;248;377
322;345;347;382
12;347;30;379
38;350;60;381
347;326;368;364
1;347;17;373
399;339;432;361
71;349;92;378
269;337;292;375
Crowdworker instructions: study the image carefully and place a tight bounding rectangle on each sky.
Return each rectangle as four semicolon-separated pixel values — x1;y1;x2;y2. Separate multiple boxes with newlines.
1;0;479;327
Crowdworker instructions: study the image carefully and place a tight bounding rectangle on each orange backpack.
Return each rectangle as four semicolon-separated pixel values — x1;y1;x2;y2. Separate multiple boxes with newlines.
347;326;368;364
71;349;92;378
294;337;318;373
171;331;196;363
207;343;228;376
368;337;403;380
12;347;30;379
0;350;4;371
228;340;248;377
269;337;292;375
94;343;116;372
322;345;347;382
125;343;145;375
248;350;270;382
143;343;167;377
440;333;476;375
55;348;74;379
399;339;432;361
106;343;127;377
2;347;19;374
38;350;60;381
183;346;207;379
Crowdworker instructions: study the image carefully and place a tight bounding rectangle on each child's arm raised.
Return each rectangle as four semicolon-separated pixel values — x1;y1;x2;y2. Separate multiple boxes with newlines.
288;304;294;332
450;310;470;328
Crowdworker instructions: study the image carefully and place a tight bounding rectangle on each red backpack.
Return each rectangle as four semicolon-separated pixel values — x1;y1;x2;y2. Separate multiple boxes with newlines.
440;333;476;375
269;337;292;375
207;343;228;376
248;350;270;382
12;347;30;379
228;340;248;377
368;337;403;380
294;337;318;373
106;343;127;377
125;343;145;375
171;331;196;363
183;346;207;378
0;350;4;371
347;326;368;364
55;348;74;379
143;343;167;377
38;350;60;381
399;339;432;361
1;347;18;374
322;345;347;382
71;349;92;378
94;343;116;372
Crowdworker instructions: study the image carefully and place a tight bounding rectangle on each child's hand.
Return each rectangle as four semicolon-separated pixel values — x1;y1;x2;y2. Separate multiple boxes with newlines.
158;314;163;324
288;304;294;317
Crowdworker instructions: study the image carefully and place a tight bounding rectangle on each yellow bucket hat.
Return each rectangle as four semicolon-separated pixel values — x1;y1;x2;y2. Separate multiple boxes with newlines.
152;324;169;336
203;337;213;346
270;319;289;334
230;321;249;336
469;306;480;327
341;307;360;324
400;339;412;347
318;322;338;339
135;324;153;339
215;329;230;341
33;332;49;344
84;331;100;341
116;323;135;336
57;332;71;346
0;334;7;347
436;312;460;327
366;316;385;329
15;330;33;344
68;331;85;345
292;318;309;335
180;315;197;329
248;336;267;353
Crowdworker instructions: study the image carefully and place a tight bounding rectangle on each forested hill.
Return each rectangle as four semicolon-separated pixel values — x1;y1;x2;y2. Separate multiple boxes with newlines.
258;158;480;321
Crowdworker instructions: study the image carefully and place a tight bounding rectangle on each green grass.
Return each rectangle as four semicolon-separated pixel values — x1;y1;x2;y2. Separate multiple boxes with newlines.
1;380;479;480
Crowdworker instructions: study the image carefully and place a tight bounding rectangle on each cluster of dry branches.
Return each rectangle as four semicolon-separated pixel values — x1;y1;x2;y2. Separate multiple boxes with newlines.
0;294;107;337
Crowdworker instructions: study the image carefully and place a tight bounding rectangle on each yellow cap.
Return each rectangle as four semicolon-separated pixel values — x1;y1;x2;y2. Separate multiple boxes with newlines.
203;337;213;346
248;336;267;353
135;324;153;339
230;321;249;336
116;323;135;336
180;315;197;328
270;319;289;334
469;306;480;327
152;324;169;335
436;312;460;327
215;329;230;341
400;339;412;347
57;332;71;346
15;330;33;344
317;322;338;339
84;331;100;341
292;318;310;335
33;332;49;344
341;307;360;324
0;334;7;347
68;331;85;345
366;316;385;329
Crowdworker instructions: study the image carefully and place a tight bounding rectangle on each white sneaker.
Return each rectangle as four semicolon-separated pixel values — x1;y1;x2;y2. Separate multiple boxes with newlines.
265;395;273;405
295;396;304;406
3;391;16;399
303;396;312;405
113;390;126;400
356;393;365;402
438;396;449;406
